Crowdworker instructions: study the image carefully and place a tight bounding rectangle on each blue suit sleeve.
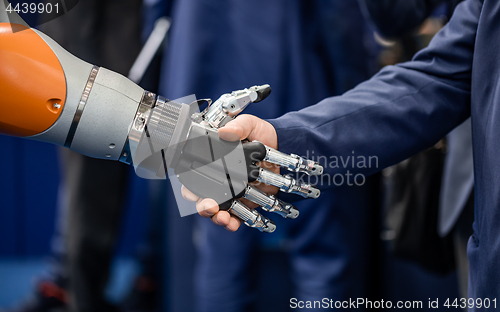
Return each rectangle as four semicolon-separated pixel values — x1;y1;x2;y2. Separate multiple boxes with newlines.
268;0;480;189
359;0;445;38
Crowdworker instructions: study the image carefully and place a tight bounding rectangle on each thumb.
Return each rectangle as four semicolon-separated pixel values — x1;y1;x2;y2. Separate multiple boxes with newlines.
218;114;258;142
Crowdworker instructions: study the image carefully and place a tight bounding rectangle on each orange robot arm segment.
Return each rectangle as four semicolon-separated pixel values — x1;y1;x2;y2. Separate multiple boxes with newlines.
0;23;66;137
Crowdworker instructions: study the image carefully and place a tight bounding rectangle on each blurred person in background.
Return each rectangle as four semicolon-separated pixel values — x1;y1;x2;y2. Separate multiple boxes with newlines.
144;1;382;311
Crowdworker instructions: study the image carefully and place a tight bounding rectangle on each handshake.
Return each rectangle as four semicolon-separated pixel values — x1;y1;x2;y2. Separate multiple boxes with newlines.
132;85;323;233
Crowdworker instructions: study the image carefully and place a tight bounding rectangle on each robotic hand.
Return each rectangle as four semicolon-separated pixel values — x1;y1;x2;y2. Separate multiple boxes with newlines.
0;4;322;233
175;86;323;233
125;85;323;233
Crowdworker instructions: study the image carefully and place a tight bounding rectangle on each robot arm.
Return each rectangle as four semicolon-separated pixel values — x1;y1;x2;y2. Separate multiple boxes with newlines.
0;19;143;161
0;4;322;233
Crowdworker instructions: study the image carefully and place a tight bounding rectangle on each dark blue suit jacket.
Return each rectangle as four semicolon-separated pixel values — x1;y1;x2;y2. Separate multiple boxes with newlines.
270;0;498;304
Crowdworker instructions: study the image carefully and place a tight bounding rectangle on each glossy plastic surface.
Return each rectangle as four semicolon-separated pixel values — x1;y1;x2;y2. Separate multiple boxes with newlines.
0;23;66;137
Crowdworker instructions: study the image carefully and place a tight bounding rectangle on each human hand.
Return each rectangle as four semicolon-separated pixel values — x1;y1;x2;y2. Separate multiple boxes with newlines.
181;114;279;231
178;84;322;233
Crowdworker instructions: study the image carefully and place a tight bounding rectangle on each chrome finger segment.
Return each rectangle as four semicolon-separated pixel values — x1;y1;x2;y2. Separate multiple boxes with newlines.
229;200;276;233
243;186;299;219
263;145;323;176
256;168;321;199
202;85;271;129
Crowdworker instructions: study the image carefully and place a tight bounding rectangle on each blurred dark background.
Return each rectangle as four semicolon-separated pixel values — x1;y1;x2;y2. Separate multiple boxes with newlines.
0;137;149;303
